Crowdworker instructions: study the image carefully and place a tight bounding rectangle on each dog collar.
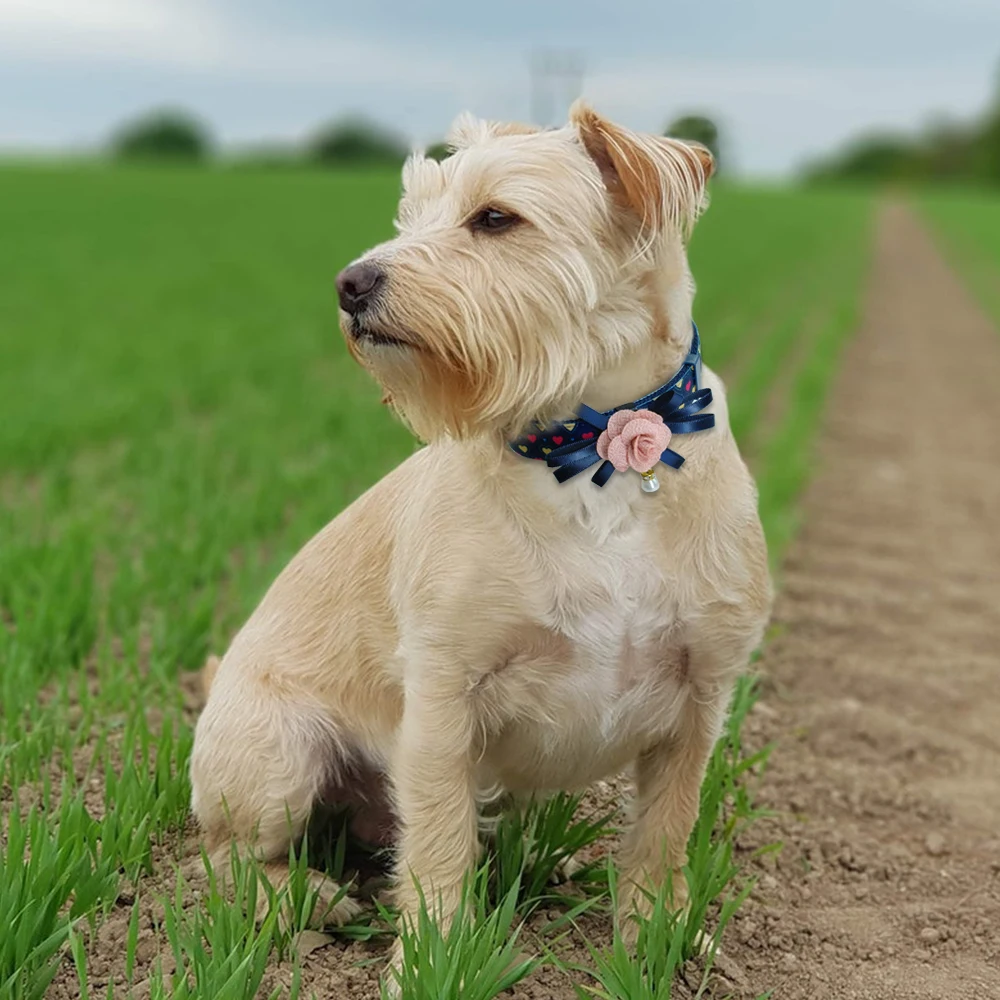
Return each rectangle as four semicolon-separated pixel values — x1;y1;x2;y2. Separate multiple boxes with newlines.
508;323;715;491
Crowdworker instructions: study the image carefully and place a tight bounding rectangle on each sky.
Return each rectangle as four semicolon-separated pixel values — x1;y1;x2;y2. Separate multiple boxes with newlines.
0;0;998;176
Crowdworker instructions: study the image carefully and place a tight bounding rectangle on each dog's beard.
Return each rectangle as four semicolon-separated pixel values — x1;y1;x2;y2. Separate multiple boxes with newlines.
339;246;646;442
344;299;620;443
347;313;415;350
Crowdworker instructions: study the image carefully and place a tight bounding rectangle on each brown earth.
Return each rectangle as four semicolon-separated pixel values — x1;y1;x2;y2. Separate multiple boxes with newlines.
46;202;1000;1000
717;202;1000;1000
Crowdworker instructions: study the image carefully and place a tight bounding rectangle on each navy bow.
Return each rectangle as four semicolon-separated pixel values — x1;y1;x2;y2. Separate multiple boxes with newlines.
546;384;715;485
509;323;716;487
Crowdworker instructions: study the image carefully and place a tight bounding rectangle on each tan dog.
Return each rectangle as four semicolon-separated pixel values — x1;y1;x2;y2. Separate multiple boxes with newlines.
190;102;771;951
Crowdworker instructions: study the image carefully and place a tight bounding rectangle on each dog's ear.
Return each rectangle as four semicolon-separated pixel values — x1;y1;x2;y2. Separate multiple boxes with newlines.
679;141;715;183
570;101;711;238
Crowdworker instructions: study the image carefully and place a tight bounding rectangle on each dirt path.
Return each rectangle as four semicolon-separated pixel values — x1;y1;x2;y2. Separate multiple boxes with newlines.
719;203;1000;999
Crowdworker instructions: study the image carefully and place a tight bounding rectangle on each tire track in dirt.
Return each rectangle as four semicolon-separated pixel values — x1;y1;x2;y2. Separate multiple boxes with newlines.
719;202;1000;999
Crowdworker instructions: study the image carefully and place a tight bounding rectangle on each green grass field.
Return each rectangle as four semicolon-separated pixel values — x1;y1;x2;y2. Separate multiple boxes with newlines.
922;191;1000;324
0;166;870;999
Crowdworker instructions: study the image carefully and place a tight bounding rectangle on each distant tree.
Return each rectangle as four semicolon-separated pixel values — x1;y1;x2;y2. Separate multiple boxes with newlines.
665;114;721;170
805;58;1000;187
806;134;924;184
309;118;408;167
112;109;211;162
920;116;976;181
424;141;451;162
976;109;1000;182
972;62;1000;182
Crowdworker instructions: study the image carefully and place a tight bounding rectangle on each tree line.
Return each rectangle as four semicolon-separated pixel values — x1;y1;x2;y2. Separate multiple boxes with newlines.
110;108;723;170
807;63;1000;186
101;69;1000;187
112;109;413;167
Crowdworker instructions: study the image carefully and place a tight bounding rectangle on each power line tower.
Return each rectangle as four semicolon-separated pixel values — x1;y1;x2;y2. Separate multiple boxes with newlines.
529;49;585;126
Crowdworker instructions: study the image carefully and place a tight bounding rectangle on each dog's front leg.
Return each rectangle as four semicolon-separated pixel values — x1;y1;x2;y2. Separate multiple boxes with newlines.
618;646;737;929
390;675;481;943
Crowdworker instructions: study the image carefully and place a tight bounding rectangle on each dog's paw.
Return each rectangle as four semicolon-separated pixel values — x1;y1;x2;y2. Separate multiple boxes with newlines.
257;869;363;931
549;851;588;885
382;936;533;997
615;868;717;956
302;872;364;928
616;866;689;938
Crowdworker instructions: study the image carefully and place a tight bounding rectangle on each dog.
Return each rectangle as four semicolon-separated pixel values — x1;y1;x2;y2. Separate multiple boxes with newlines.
190;101;772;959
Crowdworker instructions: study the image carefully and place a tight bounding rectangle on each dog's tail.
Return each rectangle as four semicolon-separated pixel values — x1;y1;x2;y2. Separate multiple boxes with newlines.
201;653;221;699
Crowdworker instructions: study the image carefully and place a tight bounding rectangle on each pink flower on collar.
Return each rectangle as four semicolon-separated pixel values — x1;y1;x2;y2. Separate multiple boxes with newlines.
596;408;671;473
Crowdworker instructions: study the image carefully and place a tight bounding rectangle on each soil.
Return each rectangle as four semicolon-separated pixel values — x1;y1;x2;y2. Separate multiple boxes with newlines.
46;202;1000;999
718;203;1000;999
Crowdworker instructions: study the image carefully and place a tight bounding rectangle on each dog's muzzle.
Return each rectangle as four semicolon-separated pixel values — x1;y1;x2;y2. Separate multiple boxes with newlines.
336;261;384;317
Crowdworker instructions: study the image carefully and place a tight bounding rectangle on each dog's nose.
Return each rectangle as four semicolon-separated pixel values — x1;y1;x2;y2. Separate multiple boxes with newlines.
336;262;384;315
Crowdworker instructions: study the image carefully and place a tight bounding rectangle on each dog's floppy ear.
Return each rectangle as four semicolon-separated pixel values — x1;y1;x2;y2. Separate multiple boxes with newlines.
570;100;711;238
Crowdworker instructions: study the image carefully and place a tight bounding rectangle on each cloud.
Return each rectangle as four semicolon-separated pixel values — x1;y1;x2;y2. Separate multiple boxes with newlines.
0;0;482;91
587;58;992;120
0;0;218;66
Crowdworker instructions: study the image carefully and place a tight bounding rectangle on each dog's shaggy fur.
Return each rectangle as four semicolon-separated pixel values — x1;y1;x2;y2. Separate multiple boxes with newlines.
191;103;771;950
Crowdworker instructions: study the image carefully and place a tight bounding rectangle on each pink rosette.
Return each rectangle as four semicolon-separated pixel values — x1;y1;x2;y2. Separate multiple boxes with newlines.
596;408;672;474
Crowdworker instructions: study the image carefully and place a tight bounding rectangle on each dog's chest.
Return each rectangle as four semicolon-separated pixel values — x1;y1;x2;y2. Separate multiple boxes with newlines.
486;515;691;789
547;527;680;703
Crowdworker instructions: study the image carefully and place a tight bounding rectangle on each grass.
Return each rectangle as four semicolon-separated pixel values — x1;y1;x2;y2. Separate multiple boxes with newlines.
487;792;615;911
575;867;732;1000
381;873;539;1000
921;189;1000;324
0;164;869;999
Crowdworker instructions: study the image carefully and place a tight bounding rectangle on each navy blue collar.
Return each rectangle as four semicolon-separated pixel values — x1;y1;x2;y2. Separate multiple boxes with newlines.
508;323;715;488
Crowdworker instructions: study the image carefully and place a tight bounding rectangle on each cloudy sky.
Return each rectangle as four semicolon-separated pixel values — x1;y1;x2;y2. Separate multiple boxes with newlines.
1;0;998;176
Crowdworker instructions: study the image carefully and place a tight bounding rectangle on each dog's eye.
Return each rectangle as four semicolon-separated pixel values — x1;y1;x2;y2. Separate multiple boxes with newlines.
470;207;520;233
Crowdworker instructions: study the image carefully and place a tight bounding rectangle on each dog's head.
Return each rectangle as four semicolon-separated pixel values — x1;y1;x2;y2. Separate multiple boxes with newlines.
336;103;713;441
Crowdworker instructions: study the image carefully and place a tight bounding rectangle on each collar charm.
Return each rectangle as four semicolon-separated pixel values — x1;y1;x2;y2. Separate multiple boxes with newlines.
509;323;715;493
595;408;671;492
